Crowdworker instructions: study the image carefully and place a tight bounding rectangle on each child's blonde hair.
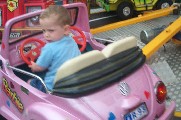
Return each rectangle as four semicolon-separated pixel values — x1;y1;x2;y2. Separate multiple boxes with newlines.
40;5;72;26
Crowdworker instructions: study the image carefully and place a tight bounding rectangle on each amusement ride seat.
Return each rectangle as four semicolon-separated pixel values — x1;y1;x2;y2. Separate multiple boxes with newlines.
102;36;137;58
53;50;106;85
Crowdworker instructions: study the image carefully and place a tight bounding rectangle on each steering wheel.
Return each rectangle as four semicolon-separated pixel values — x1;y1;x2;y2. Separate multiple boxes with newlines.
19;38;46;65
70;26;86;52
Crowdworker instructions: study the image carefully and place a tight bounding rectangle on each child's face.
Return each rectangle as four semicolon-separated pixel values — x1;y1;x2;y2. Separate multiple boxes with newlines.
39;15;69;41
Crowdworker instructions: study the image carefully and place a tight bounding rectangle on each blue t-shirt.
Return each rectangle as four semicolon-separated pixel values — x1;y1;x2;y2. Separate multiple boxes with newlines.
36;36;81;90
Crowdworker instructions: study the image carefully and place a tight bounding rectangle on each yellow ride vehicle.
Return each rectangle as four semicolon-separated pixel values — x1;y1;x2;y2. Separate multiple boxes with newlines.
96;0;173;20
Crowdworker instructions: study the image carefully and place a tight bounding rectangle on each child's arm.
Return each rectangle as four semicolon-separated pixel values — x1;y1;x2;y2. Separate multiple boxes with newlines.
28;61;46;72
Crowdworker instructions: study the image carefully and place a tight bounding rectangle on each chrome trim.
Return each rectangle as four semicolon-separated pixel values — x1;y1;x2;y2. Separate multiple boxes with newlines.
6;62;50;93
118;81;130;96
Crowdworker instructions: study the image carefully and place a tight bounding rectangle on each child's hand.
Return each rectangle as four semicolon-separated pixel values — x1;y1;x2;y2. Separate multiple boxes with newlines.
28;61;45;72
28;61;36;72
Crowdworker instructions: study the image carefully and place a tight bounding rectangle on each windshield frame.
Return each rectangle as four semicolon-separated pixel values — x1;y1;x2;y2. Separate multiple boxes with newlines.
1;4;82;60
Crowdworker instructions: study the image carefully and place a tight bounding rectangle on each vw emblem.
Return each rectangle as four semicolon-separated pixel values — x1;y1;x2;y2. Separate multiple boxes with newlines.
118;82;130;96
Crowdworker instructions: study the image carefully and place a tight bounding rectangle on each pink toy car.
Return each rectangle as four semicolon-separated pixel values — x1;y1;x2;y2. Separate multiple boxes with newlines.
0;3;175;120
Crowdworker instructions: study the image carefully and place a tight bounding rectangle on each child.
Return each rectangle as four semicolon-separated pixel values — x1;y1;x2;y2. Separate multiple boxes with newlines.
28;5;81;92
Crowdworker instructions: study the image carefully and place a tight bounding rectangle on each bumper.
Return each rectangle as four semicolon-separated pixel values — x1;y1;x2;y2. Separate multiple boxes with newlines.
159;101;176;120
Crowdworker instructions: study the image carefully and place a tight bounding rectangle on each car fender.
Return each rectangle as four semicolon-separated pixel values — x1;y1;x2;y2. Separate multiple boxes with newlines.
24;102;79;120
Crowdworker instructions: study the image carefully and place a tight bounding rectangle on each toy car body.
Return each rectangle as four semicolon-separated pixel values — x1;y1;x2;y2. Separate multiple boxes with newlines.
0;3;175;120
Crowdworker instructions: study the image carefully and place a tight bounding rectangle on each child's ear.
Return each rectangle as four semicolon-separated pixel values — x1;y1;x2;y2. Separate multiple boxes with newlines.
64;25;70;35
